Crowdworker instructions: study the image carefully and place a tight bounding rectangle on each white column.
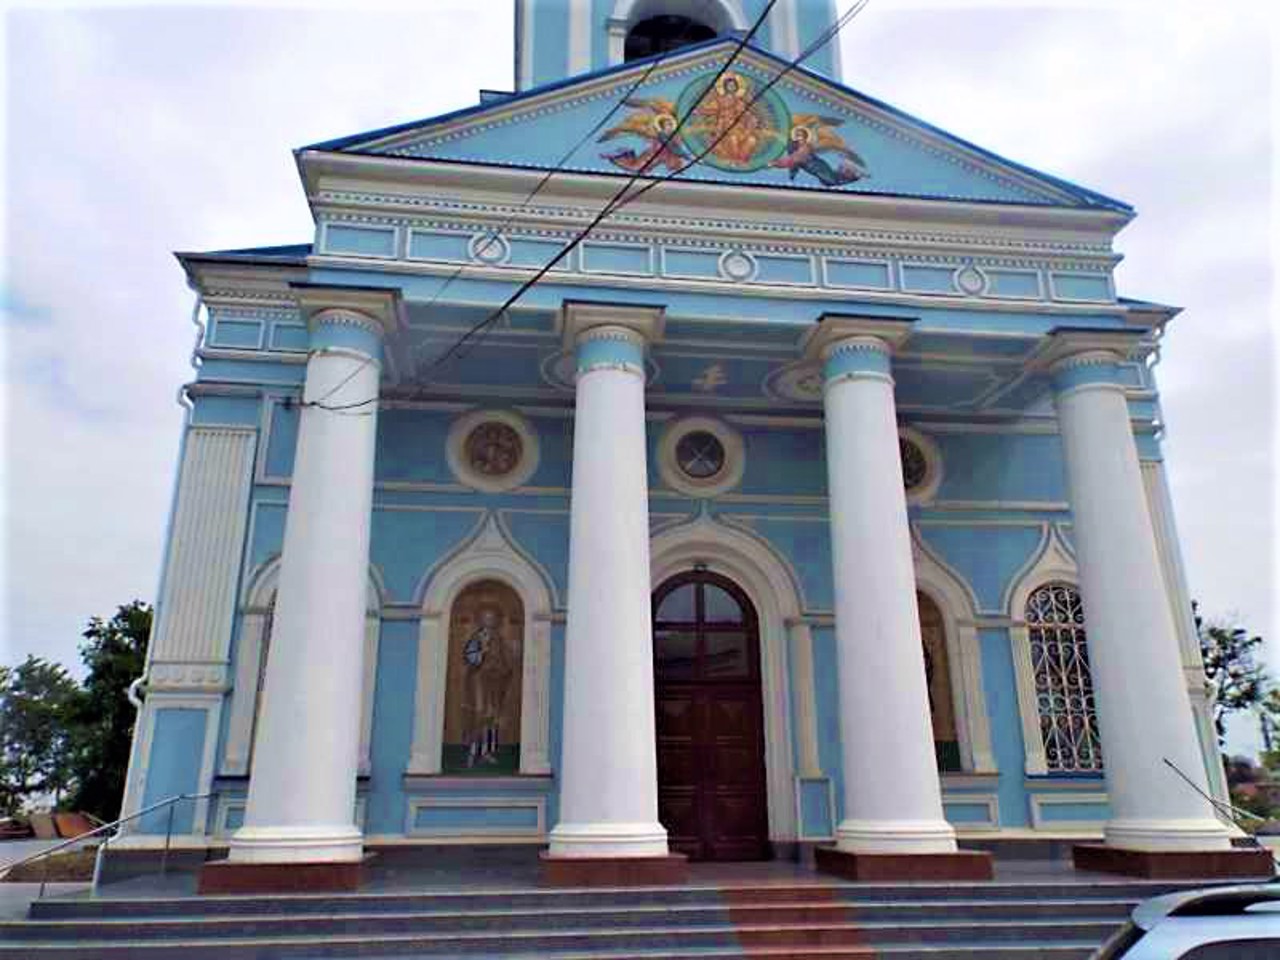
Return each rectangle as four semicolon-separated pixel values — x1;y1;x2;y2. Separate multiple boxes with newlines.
1049;339;1229;851
548;305;668;859
816;323;956;855
230;306;388;864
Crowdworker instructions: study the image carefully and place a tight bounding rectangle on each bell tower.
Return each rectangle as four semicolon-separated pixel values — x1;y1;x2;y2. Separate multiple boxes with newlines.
514;0;843;92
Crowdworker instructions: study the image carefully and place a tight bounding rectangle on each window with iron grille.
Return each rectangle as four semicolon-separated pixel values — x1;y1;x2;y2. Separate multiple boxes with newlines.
1026;582;1103;772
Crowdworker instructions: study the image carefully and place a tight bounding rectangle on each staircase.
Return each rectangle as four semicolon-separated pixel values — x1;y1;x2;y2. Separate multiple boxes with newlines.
0;876;1192;958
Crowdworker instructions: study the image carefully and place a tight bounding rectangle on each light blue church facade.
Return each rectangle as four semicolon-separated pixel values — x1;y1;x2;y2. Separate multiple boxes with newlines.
120;0;1237;881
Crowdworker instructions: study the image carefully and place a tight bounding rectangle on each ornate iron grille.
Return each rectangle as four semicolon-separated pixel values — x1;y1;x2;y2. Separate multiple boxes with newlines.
1026;583;1103;772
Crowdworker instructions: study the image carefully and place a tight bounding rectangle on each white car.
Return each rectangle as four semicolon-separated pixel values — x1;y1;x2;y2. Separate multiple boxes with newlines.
1093;884;1280;959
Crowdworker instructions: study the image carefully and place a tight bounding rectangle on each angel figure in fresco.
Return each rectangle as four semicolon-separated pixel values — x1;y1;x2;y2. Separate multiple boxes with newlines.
462;608;517;766
598;97;689;174
770;115;870;187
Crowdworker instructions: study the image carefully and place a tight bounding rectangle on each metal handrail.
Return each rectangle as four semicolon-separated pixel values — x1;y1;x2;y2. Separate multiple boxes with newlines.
1163;757;1269;827
0;792;214;897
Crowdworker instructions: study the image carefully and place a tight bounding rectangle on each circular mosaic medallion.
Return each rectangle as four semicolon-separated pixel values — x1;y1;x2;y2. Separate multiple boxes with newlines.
675;430;727;480
675;71;791;172
465;422;523;477
955;265;987;296
719;249;756;282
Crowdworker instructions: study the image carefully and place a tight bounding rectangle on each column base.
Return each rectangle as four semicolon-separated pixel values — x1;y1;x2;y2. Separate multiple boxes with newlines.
228;824;364;864
815;846;994;882
198;856;368;894
539;851;688;887
1073;844;1276;880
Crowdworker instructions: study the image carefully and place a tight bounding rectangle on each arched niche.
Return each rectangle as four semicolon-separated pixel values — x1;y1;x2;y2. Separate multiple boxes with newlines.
408;514;555;776
222;557;384;777
1004;523;1081;776
910;525;997;775
608;0;746;65
650;513;801;842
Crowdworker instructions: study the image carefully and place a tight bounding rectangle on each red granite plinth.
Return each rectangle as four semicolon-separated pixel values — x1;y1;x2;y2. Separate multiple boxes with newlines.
1073;843;1276;880
539;851;688;886
814;845;994;881
198;857;365;894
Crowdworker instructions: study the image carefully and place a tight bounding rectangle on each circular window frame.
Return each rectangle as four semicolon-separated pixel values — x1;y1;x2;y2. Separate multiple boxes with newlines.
447;409;540;493
658;416;744;498
899;426;943;504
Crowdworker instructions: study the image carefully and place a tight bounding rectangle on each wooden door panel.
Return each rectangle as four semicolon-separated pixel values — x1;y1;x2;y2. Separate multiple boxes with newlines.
653;573;770;862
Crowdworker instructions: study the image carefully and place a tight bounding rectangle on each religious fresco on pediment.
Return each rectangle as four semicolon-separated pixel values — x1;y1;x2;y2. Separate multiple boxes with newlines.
599;70;869;187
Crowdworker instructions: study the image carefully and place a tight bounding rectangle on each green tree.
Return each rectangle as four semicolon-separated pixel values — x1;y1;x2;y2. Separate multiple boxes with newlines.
0;656;80;815
1195;601;1270;747
67;601;151;820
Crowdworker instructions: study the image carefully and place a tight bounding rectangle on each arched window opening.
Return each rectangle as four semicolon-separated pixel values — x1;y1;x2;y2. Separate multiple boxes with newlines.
625;14;717;61
918;591;960;772
1026;582;1103;773
247;595;276;769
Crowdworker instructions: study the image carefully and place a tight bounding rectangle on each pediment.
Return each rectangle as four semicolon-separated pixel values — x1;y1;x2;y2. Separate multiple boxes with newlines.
310;40;1128;211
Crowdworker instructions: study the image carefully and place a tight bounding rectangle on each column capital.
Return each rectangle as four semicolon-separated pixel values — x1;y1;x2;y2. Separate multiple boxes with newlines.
291;283;402;340
802;314;915;362
561;300;665;349
1028;327;1147;396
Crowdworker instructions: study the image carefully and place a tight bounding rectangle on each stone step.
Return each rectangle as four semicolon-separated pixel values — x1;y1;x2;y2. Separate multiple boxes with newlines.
4;898;1136;940
27;879;1188;918
0;918;1119;957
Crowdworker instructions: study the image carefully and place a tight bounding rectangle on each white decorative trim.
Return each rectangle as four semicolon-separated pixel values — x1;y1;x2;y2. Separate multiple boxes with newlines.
151;427;256;668
941;792;1000;831
788;622;821;776
120;693;221;838
910;525;996;774
650;513;801;842
1029;792;1110;830
718;248;758;282
468;231;511;265
409;513;555;776
656;415;745;498
793;775;837;841
406;796;546;839
446;408;541;493
222;559;383;777
899;425;944;505
1004;525;1080;776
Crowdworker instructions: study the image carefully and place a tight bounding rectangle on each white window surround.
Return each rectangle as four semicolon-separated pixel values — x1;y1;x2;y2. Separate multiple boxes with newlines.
222;558;383;778
657;415;745;498
408;513;556;777
1004;524;1081;777
900;425;943;504
606;0;747;65
650;512;801;842
446;408;541;493
909;524;996;775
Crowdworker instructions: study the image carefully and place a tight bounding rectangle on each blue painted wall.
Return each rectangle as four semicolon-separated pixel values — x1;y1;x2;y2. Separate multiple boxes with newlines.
139;708;207;834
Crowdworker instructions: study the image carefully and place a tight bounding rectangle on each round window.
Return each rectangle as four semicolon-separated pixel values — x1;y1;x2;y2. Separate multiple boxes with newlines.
900;436;928;491
675;431;726;480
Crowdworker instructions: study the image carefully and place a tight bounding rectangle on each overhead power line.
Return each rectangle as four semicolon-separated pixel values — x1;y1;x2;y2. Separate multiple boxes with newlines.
312;0;871;412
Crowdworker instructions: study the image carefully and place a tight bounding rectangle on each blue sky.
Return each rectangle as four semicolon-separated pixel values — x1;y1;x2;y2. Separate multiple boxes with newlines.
2;0;1275;750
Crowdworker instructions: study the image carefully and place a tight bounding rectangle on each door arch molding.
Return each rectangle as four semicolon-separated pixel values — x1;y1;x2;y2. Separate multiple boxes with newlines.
650;514;799;842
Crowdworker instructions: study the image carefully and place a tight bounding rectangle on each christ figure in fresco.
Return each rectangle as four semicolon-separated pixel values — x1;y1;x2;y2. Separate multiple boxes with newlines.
462;609;517;766
695;73;763;166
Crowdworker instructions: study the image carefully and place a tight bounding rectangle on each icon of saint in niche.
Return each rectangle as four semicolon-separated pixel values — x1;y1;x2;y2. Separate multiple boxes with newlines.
462;608;517;767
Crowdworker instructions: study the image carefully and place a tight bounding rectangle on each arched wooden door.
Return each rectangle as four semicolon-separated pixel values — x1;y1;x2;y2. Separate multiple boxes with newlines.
652;571;770;861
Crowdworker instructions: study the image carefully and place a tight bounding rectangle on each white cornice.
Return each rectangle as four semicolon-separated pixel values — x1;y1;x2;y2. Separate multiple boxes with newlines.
298;152;1129;250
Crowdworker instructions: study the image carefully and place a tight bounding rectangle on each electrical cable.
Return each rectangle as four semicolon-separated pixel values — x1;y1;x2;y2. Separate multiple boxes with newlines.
314;0;871;412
